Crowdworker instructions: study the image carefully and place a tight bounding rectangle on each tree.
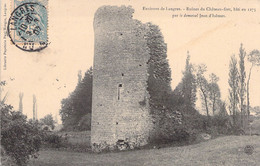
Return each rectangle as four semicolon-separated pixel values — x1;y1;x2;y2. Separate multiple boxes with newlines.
171;82;184;106
1;104;42;165
208;73;221;115
60;67;93;131
33;94;37;121
218;100;228;117
78;70;82;83
19;92;24;113
60;96;75;130
196;64;210;117
78;113;92;131
246;49;260;120
238;44;246;128
181;52;197;111
0;81;8;104
40;114;56;130
228;55;239;125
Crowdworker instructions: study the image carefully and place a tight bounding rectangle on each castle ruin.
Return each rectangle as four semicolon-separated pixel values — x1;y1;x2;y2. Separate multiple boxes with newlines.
91;6;169;151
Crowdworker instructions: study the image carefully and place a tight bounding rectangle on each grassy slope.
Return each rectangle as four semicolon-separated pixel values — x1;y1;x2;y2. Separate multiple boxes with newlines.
29;136;260;166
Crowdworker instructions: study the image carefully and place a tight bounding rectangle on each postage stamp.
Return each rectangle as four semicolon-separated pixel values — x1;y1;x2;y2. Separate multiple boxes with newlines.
7;0;48;52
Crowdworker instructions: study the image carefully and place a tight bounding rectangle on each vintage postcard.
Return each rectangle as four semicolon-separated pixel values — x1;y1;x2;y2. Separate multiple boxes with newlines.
1;0;260;165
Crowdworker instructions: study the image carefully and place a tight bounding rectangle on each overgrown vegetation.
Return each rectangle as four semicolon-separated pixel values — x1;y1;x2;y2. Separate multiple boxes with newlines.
0;104;43;165
145;23;183;143
42;131;91;152
42;133;67;148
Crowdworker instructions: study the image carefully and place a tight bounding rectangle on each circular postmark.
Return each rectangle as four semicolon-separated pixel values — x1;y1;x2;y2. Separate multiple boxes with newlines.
8;3;48;52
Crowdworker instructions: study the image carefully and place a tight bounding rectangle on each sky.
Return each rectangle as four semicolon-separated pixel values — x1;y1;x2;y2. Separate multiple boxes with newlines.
1;0;260;122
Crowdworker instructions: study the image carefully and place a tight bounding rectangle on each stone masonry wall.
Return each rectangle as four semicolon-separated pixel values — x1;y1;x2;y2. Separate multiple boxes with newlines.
91;6;153;151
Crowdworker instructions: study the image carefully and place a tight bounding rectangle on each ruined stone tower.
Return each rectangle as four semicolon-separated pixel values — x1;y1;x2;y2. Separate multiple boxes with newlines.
91;6;153;150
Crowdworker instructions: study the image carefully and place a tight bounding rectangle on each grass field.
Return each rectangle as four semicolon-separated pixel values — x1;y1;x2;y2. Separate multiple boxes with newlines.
29;135;260;166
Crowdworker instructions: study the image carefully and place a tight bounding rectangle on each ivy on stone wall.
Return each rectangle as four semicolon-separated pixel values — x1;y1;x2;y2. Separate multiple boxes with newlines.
145;23;184;143
145;23;172;111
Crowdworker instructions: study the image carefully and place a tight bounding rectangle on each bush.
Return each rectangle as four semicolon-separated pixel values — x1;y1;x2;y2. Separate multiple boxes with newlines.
150;107;185;144
172;112;206;144
42;132;68;148
1;145;16;165
42;132;92;152
209;115;231;135
1;104;43;165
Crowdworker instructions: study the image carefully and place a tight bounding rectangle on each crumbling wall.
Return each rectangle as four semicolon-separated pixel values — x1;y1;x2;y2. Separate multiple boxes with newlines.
91;6;153;151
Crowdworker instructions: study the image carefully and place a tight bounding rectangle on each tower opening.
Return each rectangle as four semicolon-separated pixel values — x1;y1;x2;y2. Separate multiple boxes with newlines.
118;84;122;100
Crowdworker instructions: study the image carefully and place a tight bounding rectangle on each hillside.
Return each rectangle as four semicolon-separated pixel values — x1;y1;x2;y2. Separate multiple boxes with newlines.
30;135;260;166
